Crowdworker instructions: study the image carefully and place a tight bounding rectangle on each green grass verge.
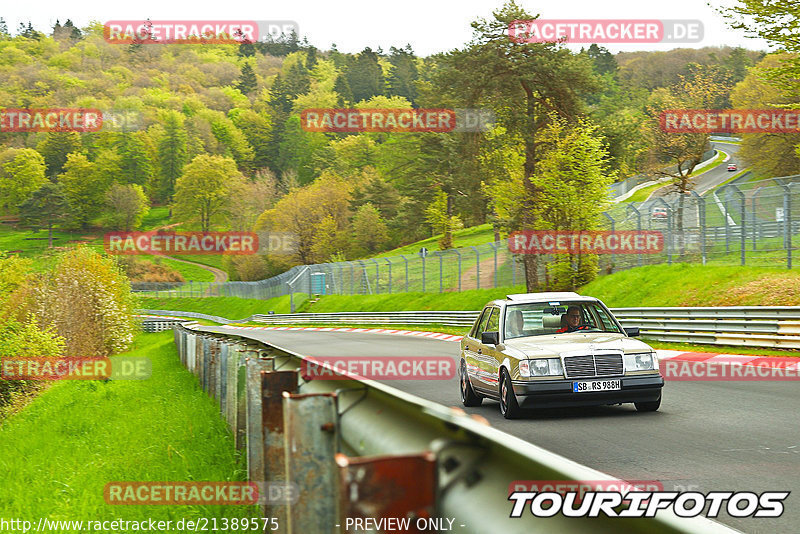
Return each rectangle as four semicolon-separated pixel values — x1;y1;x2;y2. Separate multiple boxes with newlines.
375;223;497;257
0;331;255;523
302;287;525;312
581;263;800;306
626;180;671;203
138;295;295;318
139;206;172;231
158;257;216;283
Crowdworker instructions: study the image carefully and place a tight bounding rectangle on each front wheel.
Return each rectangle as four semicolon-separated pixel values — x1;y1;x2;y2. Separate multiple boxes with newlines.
635;395;661;412
499;369;520;419
460;361;482;407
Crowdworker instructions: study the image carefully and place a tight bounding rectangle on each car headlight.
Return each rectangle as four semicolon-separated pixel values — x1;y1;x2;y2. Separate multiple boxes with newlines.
520;358;563;377
624;352;656;371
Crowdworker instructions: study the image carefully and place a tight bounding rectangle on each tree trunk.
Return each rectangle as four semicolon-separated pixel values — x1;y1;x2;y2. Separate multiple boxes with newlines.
521;84;540;292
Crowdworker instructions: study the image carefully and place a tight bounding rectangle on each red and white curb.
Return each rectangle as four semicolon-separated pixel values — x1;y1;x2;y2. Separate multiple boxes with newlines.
657;350;798;370
140;317;797;370
219;324;464;342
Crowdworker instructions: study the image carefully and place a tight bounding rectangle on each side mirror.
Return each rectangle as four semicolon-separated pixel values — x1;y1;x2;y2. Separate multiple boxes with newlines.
481;331;500;345
624;327;640;337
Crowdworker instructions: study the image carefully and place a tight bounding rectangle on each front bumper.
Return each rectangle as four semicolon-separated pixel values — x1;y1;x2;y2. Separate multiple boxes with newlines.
512;374;663;409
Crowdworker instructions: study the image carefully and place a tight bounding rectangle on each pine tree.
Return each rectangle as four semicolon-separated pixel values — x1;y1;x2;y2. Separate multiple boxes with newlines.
333;74;354;106
347;47;385;103
237;63;258;94
157;111;188;201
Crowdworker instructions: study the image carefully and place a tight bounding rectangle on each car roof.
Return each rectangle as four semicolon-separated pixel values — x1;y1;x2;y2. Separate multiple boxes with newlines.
482;292;600;307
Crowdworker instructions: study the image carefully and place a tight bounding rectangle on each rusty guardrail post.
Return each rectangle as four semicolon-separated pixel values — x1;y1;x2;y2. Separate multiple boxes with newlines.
283;392;339;534
245;353;275;493
337;452;437;534
261;369;299;524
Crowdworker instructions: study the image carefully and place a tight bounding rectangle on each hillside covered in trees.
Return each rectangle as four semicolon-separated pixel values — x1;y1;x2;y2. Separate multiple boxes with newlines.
0;4;794;284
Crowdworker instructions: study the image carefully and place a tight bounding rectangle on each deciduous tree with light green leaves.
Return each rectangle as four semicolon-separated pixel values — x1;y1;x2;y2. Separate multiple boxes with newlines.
58;153;111;228
172;155;243;232
105;183;149;231
0;148;46;213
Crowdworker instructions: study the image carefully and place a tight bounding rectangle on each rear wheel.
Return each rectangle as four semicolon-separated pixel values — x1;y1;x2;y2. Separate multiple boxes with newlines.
499;369;520;419
635;395;661;412
460;361;482;407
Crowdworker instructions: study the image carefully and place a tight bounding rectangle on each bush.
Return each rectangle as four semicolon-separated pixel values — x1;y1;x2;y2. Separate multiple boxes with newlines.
21;247;137;356
116;257;185;283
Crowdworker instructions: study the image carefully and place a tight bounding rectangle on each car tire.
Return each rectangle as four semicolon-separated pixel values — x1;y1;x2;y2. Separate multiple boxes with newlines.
499;368;520;419
460;361;482;407
635;395;661;412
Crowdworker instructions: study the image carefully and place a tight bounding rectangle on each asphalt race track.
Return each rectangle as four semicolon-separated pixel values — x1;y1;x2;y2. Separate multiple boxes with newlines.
199;326;799;534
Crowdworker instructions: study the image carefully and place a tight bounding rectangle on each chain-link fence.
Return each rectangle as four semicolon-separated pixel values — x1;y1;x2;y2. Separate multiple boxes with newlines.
132;177;800;306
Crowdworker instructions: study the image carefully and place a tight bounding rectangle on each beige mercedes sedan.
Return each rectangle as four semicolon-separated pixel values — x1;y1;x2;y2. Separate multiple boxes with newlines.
459;292;664;419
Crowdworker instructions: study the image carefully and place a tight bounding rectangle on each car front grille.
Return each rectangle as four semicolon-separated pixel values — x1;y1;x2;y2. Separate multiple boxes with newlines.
564;353;623;378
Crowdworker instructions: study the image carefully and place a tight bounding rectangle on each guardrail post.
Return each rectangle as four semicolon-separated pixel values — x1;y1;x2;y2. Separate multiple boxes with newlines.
245;354;275;495
337;452;437;531
261;370;299;522
283;392;338;533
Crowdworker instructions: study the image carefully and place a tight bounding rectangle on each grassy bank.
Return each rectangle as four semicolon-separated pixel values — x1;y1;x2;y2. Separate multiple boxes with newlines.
138;295;296;317
0;332;255;523
580;264;800;307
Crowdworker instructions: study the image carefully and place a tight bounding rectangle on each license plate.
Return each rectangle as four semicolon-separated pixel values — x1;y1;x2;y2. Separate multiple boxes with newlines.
573;379;621;393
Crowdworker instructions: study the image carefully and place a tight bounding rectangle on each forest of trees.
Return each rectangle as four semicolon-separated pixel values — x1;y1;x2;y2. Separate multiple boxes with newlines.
0;1;795;288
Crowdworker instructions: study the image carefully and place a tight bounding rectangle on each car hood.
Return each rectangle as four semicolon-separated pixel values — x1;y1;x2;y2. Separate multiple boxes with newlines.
503;332;653;358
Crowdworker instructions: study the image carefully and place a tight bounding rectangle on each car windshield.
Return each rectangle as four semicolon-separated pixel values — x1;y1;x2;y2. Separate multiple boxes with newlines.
504;301;623;339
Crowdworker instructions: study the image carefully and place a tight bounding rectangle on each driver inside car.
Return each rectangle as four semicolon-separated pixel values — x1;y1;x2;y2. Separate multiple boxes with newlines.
557;305;589;333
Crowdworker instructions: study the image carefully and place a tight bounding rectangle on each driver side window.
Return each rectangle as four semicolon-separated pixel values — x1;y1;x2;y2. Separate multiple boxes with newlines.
485;308;500;333
472;308;491;338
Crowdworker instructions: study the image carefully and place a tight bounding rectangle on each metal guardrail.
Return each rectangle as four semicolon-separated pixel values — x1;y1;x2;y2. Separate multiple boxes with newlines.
141;306;800;349
170;322;737;534
138;316;194;332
